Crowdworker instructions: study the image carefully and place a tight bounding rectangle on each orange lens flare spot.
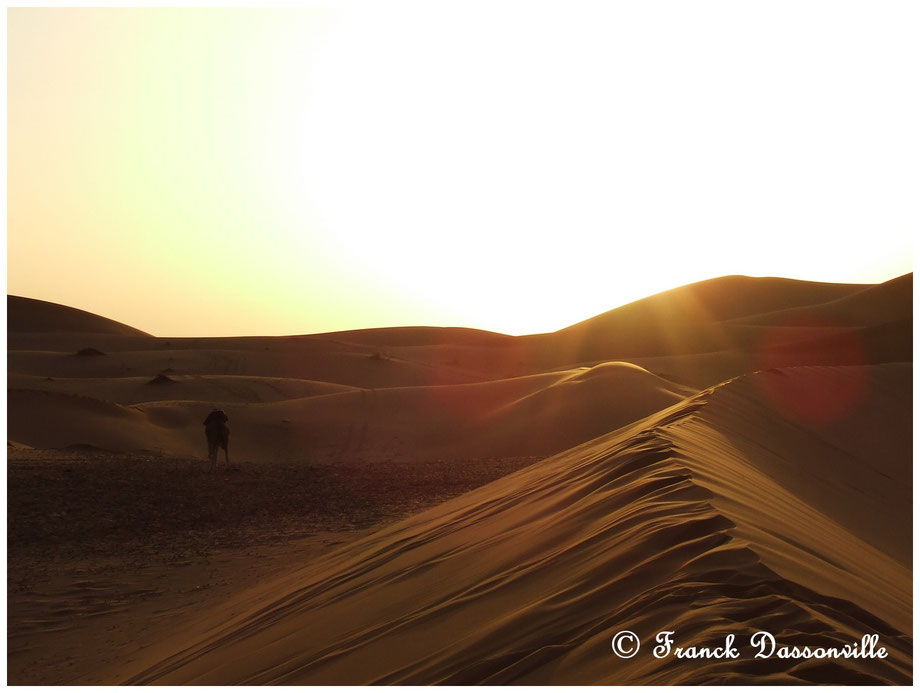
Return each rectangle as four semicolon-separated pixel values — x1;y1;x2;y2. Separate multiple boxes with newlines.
755;313;868;426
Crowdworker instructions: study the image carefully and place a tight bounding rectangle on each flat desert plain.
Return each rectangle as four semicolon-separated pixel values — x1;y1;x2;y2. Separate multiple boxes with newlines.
6;273;913;684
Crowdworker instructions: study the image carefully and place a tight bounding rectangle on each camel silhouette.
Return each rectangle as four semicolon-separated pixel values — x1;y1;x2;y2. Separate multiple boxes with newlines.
203;409;230;470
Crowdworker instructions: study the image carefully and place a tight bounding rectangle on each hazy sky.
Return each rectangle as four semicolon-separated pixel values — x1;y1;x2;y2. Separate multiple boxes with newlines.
7;4;915;337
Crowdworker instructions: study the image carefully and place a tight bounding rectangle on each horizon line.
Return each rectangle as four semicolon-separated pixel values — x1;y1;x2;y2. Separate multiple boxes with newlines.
6;270;910;340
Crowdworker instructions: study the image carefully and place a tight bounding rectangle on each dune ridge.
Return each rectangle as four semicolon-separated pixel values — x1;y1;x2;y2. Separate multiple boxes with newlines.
121;364;911;685
7;362;693;461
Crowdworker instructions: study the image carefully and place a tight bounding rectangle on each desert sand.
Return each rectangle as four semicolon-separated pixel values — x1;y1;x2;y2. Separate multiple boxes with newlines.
6;273;913;684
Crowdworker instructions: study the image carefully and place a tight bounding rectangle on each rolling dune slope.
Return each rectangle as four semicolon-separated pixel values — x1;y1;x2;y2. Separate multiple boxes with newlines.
121;364;911;685
7;373;359;405
8;296;150;336
8;363;694;462
544;276;870;361
7;274;911;396
8;275;912;459
726;273;912;328
6;346;485;388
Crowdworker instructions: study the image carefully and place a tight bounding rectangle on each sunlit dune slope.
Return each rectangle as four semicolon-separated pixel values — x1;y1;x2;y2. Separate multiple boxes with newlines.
726;273;912;328
625;313;912;390
561;275;866;330
544;276;869;360
121;364;911;685
378;275;910;383
7;363;693;462
468;361;696;457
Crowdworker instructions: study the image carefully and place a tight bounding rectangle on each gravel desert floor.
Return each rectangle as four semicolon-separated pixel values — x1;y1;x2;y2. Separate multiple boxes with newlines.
7;449;540;685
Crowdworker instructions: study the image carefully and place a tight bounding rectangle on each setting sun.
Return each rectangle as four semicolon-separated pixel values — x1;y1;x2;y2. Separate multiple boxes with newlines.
7;5;914;337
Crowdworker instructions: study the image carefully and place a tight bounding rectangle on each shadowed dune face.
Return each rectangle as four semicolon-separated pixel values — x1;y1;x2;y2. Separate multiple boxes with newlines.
7;295;150;336
120;365;911;685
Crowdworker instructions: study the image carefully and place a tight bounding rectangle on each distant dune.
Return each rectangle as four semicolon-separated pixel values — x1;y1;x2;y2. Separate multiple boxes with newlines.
7;373;359;405
546;275;872;360
7;295;151;336
726;273;913;328
7;274;910;459
7;362;693;462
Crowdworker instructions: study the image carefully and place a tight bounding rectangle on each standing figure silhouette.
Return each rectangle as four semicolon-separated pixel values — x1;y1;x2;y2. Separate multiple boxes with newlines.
203;408;230;469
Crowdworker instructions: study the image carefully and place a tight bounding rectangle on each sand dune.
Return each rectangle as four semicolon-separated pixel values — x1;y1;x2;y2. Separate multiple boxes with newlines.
121;364;911;685
7;389;182;454
543;276;870;362
7;295;150;336
561;276;867;333
8;362;693;462
8;373;358;405
7;273;910;392
466;361;695;457
6;276;912;458
727;273;912;328
6;345;485;388
623;315;912;392
310;325;517;347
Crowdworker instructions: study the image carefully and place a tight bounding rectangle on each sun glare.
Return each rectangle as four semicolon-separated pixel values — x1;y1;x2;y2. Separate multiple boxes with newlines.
295;4;914;335
6;5;915;337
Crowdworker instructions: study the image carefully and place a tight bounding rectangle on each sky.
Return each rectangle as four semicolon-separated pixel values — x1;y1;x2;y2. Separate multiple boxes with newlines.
6;4;916;337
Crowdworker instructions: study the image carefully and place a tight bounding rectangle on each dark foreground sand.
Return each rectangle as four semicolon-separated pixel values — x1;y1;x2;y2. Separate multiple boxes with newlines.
7;450;540;685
